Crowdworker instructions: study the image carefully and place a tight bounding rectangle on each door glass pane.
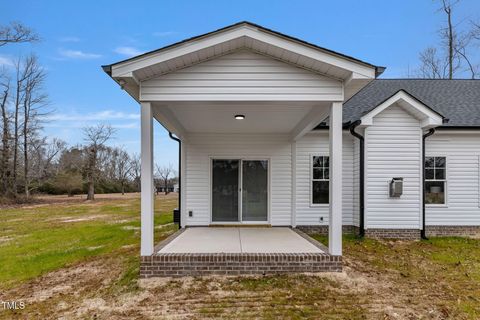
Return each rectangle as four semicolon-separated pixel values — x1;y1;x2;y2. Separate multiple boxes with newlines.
212;160;239;222
242;160;268;221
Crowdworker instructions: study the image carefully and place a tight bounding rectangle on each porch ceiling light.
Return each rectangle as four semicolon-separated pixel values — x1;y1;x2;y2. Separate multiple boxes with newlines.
235;114;245;120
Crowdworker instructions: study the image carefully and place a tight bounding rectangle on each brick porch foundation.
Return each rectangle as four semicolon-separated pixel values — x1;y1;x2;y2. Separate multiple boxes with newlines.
140;253;342;278
140;228;341;278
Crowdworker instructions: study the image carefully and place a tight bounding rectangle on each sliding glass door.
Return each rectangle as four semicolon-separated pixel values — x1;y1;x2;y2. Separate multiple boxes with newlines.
212;160;240;222
211;159;268;223
242;160;268;221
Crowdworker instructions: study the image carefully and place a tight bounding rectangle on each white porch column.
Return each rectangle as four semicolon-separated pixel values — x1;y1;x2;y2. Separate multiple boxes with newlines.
329;102;343;256
140;102;154;256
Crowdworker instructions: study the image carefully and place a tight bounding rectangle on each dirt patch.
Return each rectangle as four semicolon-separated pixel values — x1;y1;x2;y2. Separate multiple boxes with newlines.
0;254;127;320
0;252;472;319
0;236;14;243
60;215;107;223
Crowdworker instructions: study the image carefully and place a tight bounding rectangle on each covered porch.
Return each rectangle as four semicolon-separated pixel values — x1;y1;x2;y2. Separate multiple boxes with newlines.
140;99;344;257
102;22;381;276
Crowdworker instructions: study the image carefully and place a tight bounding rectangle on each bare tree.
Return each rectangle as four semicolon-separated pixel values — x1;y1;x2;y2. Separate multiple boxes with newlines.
21;55;48;198
82;124;115;200
472;21;480;40
155;163;176;195
12;57;31;194
0;69;12;195
416;1;479;79
130;153;141;191
115;148;132;195
418;47;446;78
41;138;67;178
441;0;455;79
28;137;65;186
0;22;39;46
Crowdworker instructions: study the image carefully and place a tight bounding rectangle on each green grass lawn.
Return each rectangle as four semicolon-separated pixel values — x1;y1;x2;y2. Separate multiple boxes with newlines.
0;194;177;290
1;195;479;319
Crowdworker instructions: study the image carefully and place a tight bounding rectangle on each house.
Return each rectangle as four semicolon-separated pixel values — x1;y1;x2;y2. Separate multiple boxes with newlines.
102;22;480;277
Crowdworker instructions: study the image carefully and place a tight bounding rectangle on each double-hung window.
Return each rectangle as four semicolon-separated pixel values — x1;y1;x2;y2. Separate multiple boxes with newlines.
312;155;329;204
425;156;446;205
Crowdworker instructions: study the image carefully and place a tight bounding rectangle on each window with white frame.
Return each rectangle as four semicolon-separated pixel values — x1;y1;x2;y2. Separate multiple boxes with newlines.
425;156;446;205
312;155;329;204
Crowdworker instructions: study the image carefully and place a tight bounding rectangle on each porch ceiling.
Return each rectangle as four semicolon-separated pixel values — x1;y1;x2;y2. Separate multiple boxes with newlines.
152;101;331;137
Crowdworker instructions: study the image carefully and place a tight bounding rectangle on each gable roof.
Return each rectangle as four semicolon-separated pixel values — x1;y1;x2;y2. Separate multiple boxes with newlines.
102;21;384;76
102;21;384;102
358;89;444;128
344;79;480;127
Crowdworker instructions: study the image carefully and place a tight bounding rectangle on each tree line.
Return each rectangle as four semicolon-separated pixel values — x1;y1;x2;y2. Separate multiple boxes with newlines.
0;22;176;203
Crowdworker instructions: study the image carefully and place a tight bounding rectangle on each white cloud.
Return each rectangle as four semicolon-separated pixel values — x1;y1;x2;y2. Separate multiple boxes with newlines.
152;31;177;37
114;46;144;57
59;36;81;42
0;54;14;67
46;110;139;122
112;122;139;129
58;49;101;59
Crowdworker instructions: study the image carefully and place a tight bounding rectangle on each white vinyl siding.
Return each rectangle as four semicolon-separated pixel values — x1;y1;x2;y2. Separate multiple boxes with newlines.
425;132;480;225
364;105;422;229
295;132;355;226
184;133;292;226
140;50;343;101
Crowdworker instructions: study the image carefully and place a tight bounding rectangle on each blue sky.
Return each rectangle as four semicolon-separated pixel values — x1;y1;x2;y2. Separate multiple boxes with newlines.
2;0;479;167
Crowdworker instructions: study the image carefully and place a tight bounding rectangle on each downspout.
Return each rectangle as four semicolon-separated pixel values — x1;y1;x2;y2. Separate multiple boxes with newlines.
349;120;365;237
168;132;181;228
421;128;436;240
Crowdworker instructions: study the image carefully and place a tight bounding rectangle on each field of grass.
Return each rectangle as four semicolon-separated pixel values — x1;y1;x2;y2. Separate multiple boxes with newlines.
0;193;177;289
0;194;479;319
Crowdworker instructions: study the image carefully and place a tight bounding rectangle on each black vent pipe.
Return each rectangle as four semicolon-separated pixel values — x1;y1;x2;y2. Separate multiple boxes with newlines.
168;132;181;228
421;128;436;239
349;120;365;237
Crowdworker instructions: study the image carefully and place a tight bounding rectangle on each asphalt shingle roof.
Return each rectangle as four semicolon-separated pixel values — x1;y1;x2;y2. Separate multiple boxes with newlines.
344;79;480;127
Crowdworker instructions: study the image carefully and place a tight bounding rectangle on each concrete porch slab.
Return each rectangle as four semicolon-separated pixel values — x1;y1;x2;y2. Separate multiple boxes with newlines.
141;227;340;277
158;227;325;254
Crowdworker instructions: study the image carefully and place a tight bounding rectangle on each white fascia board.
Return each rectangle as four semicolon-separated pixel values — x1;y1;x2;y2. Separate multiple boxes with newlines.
111;25;376;80
360;90;443;128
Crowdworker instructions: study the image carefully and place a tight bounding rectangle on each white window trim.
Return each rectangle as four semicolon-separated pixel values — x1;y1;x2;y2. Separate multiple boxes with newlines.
425;155;448;207
310;153;329;207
